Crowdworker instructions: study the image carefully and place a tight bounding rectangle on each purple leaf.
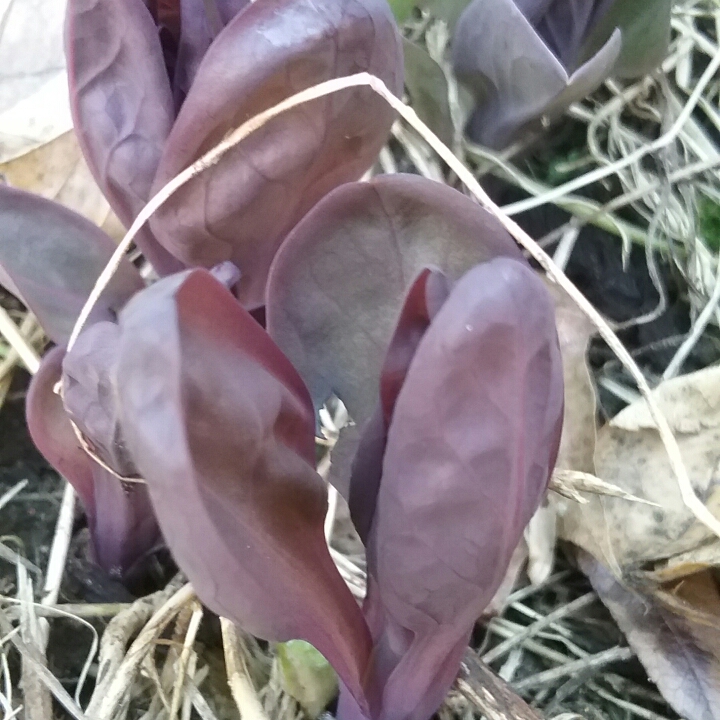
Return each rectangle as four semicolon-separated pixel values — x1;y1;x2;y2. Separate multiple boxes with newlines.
451;0;621;148
379;267;449;426
529;0;614;69
581;553;720;720
66;0;184;274
88;466;163;580
267;174;523;424
116;269;373;708
149;0;404;308
348;267;450;543
353;258;564;720
27;346;160;579
0;185;144;344
27;347;96;513
214;0;250;25
174;0;251;99
62;322;136;477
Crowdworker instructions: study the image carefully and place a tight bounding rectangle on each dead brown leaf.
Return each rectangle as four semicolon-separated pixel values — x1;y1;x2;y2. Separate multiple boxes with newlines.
561;365;720;720
0;0;124;240
0;131;123;239
559;365;720;569
546;282;598;474
581;552;720;720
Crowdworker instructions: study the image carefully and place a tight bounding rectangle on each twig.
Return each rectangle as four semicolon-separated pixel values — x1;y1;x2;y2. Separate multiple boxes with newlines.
4;601;130;619
189;682;222;720
506;571;572;604
41;482;75;609
220;617;270;720
512;646;634;691
17;566;50;720
92;583;195;720
0;308;39;374
483;592;596;664
89;575;184;714
169;602;204;720
457;650;543;720
0;314;37;384
587;681;675;720
0;481;27;513
0;544;39;575
324;483;339;542
552;470;662;507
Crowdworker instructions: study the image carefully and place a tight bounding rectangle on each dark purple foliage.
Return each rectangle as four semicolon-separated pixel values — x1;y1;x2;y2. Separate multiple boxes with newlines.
66;0;182;274
451;0;671;148
266;174;525;423
0;184;159;579
5;163;564;717
345;259;563;720
348;267;449;544
115;269;373;709
5;0;566;708
67;0;404;305
27;346;161;579
452;0;620;148
265;175;563;719
0;186;143;344
149;0;403;307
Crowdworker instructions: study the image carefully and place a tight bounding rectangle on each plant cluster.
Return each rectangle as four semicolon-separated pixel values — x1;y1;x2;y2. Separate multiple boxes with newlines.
6;0;684;717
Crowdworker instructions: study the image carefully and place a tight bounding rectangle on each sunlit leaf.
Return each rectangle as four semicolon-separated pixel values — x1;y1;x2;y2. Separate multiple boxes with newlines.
267;174;522;423
0;185;143;344
149;0;403;307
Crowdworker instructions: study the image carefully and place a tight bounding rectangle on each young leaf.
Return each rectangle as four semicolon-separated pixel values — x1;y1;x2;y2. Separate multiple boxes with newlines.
525;0;615;69
388;0;416;23
149;0;404;307
116;269;373;708
27;345;159;578
0;185;143;344
278;640;339;719
66;0;183;274
578;0;672;78
357;258;564;720
451;0;621;148
27;347;96;514
62;321;136;477
88;466;163;580
173;0;251;100
266;174;522;424
348;267;450;543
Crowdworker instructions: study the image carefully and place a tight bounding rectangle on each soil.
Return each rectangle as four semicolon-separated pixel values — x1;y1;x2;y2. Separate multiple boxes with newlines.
0;369;59;580
0;367;136;703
